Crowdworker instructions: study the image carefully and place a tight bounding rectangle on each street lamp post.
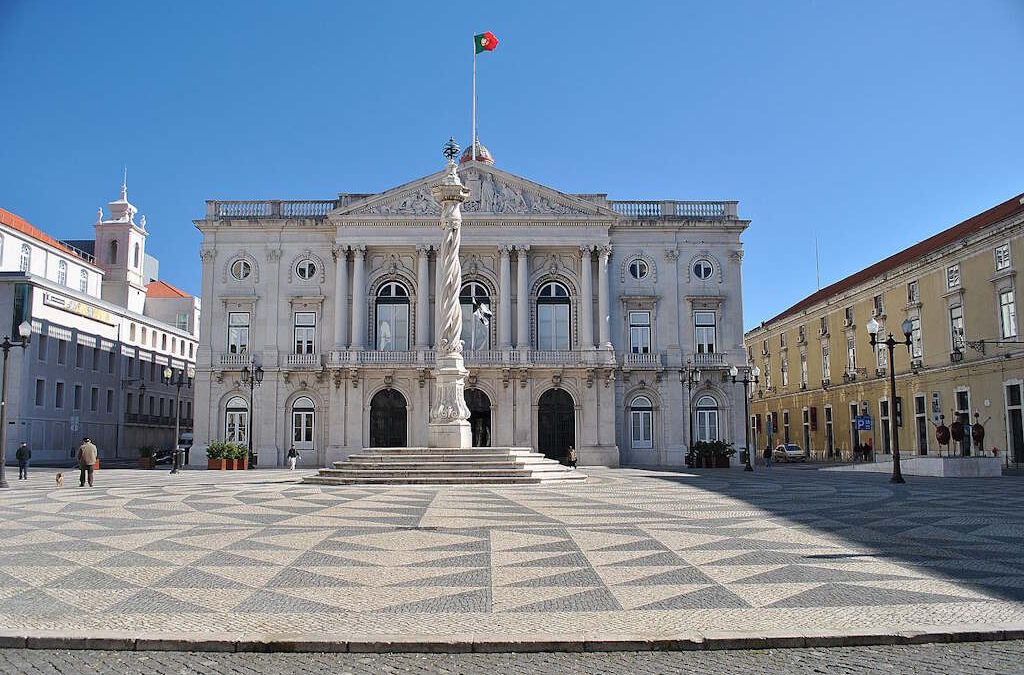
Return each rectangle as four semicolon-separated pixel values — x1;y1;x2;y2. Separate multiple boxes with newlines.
162;365;195;474
0;322;33;489
730;364;761;471
866;316;914;484
683;363;702;460
240;362;264;468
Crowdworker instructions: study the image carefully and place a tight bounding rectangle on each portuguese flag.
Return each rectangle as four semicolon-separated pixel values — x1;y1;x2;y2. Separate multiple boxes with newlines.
474;31;498;54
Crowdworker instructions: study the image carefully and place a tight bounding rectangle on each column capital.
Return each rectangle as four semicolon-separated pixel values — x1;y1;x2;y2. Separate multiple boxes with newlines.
579;244;595;256
514;244;531;253
352;244;367;257
597;244;612;260
416;244;432;256
199;248;216;264
498;244;513;256
331;245;348;262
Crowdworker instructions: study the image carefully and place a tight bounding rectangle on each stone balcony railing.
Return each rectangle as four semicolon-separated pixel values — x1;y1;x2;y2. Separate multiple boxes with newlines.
623;352;663;368
218;352;253;368
207;200;339;219
286;353;321;369
689;352;727;368
325;349;615;368
608;200;738;220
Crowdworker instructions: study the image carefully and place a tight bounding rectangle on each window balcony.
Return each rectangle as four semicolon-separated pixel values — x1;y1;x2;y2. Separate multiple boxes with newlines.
623;352;662;368
218;352;252;368
286;353;321;369
690;352;726;367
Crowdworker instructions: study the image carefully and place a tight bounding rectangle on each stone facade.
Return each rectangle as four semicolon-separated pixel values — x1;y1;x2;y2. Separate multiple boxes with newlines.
745;192;1023;463
192;153;749;468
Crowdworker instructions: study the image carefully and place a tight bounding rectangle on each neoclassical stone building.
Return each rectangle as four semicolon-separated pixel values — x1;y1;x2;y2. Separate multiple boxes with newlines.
191;146;750;469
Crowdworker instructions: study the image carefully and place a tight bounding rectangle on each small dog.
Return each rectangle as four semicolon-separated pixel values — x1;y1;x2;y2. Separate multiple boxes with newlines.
55;473;63;487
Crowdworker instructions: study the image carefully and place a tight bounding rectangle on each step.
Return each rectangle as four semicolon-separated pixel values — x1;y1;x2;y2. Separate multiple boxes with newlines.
359;447;535;455
316;468;538;479
343;453;526;463
342;461;529;470
304;476;548;485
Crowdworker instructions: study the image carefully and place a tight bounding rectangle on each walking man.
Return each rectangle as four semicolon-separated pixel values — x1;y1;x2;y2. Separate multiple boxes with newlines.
287;445;299;471
763;445;772;470
76;437;97;487
15;443;30;480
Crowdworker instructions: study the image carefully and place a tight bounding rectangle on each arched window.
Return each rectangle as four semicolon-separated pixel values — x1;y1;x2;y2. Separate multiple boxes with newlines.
376;281;410;351
696;395;720;442
79;269;88;293
292;396;314;452
537;281;570;350
630;395;654;449
19;243;31;272
57;260;67;286
108;240;118;264
225;396;249;445
133;242;140;268
460;282;491;351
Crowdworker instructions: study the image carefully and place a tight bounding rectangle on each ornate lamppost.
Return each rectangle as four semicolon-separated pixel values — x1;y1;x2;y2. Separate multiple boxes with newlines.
240;362;264;467
730;364;761;471
866;316;913;484
162;365;195;474
0;322;32;489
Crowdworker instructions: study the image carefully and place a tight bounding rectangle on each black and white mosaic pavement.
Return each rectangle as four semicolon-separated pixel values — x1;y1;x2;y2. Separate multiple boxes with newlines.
0;466;1022;638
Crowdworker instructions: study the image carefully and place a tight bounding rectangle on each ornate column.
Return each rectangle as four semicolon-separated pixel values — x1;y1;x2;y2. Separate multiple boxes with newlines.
428;141;473;448
579;245;595;349
350;245;366;350
597;245;612;349
498;245;512;349
415;245;431;349
332;245;349;350
515;244;530;350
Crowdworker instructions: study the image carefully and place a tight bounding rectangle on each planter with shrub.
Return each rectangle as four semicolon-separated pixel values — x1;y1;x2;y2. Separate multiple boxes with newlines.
690;440;736;468
138;446;156;470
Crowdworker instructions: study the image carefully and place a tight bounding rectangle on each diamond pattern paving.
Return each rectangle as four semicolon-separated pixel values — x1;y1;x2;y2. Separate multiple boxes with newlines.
0;466;1022;638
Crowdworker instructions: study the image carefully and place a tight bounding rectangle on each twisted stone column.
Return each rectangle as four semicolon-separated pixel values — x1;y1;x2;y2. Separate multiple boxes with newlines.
428;159;472;448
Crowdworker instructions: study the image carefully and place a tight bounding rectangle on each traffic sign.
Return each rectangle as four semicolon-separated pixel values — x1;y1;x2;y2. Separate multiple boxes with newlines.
855;415;872;431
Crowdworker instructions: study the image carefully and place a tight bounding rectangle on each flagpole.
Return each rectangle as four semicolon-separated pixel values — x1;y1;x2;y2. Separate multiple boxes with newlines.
472;43;477;161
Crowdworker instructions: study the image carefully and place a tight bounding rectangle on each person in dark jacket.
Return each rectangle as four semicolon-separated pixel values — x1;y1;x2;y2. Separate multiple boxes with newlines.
15;443;30;480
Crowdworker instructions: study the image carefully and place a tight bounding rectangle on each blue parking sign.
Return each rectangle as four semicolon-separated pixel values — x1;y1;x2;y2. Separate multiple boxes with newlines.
856;415;872;431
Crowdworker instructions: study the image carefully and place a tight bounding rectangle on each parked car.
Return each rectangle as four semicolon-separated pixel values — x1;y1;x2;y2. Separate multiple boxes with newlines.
773;443;807;463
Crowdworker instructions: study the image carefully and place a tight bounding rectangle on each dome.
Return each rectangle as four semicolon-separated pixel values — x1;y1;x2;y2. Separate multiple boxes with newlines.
459;140;494;165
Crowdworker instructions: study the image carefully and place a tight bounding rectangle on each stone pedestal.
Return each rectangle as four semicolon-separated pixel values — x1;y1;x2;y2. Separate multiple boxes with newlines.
428;353;472;448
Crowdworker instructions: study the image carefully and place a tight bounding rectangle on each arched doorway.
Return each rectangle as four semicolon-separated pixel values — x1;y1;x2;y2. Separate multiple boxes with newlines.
370;389;407;447
465;388;491;447
291;396;315;459
538;388;575;463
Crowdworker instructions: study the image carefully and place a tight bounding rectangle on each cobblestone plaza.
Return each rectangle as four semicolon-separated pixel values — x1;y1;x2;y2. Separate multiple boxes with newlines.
0;466;1022;644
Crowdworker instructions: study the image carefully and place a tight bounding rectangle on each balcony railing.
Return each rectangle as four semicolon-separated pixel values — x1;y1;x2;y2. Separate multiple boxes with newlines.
608;200;737;219
218;352;253;367
209;200;337;219
690;352;727;367
624;352;662;368
286;353;321;368
463;350;509;364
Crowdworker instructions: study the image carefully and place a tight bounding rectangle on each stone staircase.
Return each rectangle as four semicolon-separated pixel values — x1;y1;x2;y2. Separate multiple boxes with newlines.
303;447;586;485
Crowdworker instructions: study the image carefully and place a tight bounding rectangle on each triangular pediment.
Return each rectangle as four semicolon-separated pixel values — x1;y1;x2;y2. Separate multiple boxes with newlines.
331;162;617;219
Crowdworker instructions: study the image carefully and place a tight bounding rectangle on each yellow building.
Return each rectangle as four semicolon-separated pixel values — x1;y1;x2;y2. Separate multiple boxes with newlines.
744;193;1023;464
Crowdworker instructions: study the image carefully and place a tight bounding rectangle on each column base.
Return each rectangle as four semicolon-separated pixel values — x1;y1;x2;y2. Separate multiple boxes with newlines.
428;421;472;449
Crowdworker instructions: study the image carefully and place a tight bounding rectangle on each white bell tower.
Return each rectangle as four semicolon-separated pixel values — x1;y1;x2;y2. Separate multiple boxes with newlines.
94;175;149;314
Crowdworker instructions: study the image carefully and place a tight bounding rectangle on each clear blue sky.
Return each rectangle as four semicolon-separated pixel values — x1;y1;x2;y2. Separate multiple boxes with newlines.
2;1;1022;330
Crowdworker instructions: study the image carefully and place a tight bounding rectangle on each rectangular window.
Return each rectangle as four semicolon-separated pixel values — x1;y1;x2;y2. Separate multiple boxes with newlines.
108;350;115;374
781;354;789;386
802;408;811;455
880;400;891;453
907;280;920;303
126;393;134;415
695;312;716;353
950;304;965;350
844;306;854;325
876;340;887;368
914;394;928;455
55;382;64;409
73;384;82;410
57;339;67;365
995;244;1011;271
946;264;961;290
141;326;147;343
106;389;113;414
228;312;250;354
850;402;859;450
955;389;971;453
910;314;923;358
798;324;806;342
1000;290;1017;339
37;334;47;361
294;312;316;354
92;346;100;371
629;311;651;354
762;338;768;354
873;294;884;315
175;312;189;331
779;331;787;349
149;396;155;416
799;353;807;387
783;411;791;444
846;336;856;371
1006;383;1024;463
824;406;834;456
821;343;831;380
819;316;828;335
75;343;84;368
377;303;411;351
90;387;98;412
34;379;45;406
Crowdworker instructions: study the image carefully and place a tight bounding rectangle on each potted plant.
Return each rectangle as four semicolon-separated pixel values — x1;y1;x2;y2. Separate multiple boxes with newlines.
235;443;250;470
207;441;228;470
692;440;736;468
138;446;155;470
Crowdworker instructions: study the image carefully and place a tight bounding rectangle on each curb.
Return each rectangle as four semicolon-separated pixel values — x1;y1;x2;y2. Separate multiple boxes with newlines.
1;624;1023;654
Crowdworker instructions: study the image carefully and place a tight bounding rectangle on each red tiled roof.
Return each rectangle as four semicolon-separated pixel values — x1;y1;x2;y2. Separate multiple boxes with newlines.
757;192;1024;329
0;207;99;267
146;280;192;299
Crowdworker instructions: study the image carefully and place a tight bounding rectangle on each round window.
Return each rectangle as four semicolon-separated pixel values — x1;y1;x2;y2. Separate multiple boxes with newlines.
296;259;317;280
694;259;713;280
230;259;251;280
628;259;649;280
